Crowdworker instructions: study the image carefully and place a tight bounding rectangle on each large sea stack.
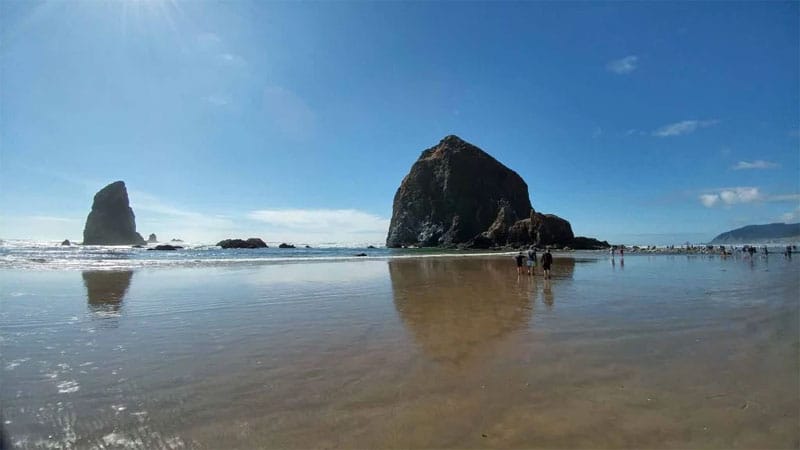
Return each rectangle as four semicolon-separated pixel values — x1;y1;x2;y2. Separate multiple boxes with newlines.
83;181;146;245
386;135;597;249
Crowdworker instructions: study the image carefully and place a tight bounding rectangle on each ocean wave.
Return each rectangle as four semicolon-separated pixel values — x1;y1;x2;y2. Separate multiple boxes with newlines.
0;242;526;270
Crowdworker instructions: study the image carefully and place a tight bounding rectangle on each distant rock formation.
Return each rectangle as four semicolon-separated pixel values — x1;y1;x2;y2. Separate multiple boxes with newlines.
61;239;71;246
569;236;611;250
386;135;601;249
217;238;268;249
710;222;800;244
83;181;146;245
387;135;532;248
147;244;183;251
171;238;183;243
278;243;296;249
147;233;158;243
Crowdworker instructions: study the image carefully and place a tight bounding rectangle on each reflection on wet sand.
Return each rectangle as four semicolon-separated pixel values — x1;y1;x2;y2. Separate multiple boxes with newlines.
389;257;574;367
390;257;532;367
82;270;133;316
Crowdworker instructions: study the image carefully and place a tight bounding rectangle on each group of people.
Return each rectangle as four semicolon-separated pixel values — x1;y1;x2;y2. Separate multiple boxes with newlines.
515;246;553;279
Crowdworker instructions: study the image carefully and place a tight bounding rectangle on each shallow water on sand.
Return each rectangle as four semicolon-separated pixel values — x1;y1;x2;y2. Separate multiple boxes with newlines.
1;254;798;449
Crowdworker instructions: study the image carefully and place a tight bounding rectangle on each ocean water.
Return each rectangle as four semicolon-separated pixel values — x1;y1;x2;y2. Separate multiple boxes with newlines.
1;248;798;448
0;240;478;271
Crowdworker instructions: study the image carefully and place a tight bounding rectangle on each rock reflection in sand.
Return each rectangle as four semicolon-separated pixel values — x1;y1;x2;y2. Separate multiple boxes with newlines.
82;270;133;318
389;257;573;366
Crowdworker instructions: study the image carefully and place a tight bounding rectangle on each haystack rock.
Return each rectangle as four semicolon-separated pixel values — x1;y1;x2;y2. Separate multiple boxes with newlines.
147;233;158;243
83;181;146;246
387;135;602;249
387;135;532;248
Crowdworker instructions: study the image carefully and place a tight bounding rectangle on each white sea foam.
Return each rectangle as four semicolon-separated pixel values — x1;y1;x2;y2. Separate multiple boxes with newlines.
56;380;80;394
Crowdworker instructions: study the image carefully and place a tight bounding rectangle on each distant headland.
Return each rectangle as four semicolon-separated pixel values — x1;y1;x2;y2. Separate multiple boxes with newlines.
709;223;800;245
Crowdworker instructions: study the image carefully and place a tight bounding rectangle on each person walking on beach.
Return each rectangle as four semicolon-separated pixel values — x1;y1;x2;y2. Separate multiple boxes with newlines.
526;246;537;275
541;248;553;279
515;252;525;275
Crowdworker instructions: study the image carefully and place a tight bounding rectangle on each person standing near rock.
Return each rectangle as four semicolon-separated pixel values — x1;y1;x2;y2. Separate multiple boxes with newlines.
526;246;537;275
542;248;553;279
514;252;525;275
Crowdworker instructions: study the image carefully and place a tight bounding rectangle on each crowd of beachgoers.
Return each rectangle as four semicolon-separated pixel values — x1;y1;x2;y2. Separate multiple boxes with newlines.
606;244;797;256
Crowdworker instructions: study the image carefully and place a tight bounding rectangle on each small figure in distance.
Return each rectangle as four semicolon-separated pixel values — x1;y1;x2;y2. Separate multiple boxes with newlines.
526;246;537;275
515;251;525;275
611;246;616;258
619;246;624;258
541;247;553;280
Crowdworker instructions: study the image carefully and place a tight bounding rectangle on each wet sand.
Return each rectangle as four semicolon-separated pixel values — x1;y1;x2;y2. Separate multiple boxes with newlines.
1;255;798;449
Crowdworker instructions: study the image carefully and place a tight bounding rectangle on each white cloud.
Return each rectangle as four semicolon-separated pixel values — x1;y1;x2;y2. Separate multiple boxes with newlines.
653;119;719;137
606;55;638;74
247;209;390;246
698;187;762;208
731;160;779;170
263;86;315;138
248;209;389;234
699;194;720;208
128;190;238;242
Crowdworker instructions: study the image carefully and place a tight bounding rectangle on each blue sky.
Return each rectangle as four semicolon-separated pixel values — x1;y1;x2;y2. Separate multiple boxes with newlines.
1;1;798;245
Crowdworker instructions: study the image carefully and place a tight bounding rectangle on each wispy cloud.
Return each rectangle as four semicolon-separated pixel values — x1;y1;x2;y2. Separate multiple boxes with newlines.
768;194;800;202
699;187;762;208
781;206;800;222
196;32;222;49
731;160;779;170
606;55;638;74
698;187;800;208
218;53;246;67
204;94;231;106
653;119;719;137
248;209;389;234
128;190;237;240
263;86;315;138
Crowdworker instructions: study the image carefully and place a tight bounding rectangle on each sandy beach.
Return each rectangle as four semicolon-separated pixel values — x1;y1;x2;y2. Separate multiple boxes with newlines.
1;254;798;449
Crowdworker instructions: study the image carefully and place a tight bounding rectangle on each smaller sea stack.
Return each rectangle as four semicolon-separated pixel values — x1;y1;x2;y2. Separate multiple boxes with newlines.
83;181;146;246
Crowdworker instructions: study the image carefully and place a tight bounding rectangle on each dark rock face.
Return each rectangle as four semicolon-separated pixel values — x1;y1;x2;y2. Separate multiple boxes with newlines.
278;243;296;249
83;181;146;245
387;135;533;248
569;236;610;250
532;213;574;247
217;238;268;249
147;244;183;251
147;233;158;243
61;239;71;246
